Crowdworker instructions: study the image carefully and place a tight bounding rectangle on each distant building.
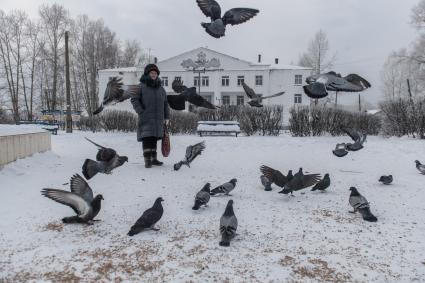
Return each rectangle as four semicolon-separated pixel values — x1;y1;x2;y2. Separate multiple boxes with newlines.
98;47;312;124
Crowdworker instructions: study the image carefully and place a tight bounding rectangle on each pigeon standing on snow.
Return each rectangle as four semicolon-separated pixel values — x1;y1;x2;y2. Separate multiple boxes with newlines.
174;141;206;171
311;173;330;192
278;168;321;195
241;82;284;107
196;0;259;38
333;143;348;157
128;197;164;236
210;178;237;196
260;175;272;191
82;137;128;180
379;175;393;185
348;187;377;222
192;183;211;210
259;165;292;188
219;200;238;247
41;174;104;224
415;160;425;174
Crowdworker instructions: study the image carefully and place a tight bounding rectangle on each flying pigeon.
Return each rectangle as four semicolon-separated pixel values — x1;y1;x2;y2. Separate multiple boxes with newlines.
82;137;128;180
196;0;259;38
333;143;348;157
219;200;238;247
174;141;206;171
278;168;321;195
342;128;367;151
260;165;292;188
210;178;237;196
241;82;284;107
415;160;425;174
349;187;377;222
192;183;211;210
260;175;272;191
93;77;140;115
167;80;217;110
379;175;393;185
303;71;371;99
41;174;104;224
311;173;330;192
128;197;164;236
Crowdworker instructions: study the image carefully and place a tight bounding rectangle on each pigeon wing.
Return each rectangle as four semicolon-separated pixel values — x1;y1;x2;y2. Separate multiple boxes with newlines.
133;208;162;229
260;91;285;100
167;95;186;110
344;74;371;89
222;8;259;26
186;88;216;109
196;0;221;20
260;165;287;187
41;188;91;216
342;128;361;142
70;174;94;202
186;141;206;163
241;81;257;99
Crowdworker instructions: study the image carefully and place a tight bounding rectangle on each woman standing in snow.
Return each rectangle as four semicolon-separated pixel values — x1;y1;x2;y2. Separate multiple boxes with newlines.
131;64;170;168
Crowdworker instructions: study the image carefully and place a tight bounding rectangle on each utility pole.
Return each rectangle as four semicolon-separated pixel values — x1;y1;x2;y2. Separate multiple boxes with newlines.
358;94;361;112
65;31;72;133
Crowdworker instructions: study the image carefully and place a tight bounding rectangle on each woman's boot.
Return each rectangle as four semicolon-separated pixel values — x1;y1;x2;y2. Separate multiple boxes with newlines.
151;151;163;166
144;150;152;168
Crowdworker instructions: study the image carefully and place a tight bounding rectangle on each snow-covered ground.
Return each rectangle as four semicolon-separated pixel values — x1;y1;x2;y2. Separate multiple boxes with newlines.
1;130;425;282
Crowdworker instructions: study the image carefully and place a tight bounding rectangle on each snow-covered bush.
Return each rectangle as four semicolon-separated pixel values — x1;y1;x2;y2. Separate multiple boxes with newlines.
289;106;381;137
0;109;14;124
169;110;198;134
380;98;425;138
77;110;137;132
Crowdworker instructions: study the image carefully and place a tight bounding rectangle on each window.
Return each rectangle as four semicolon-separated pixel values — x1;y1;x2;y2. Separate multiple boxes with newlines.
174;76;182;82
222;76;229;86
255;75;263;86
295;75;303;85
222;95;230;105
194;77;200;87
237;96;244;106
237;76;245;86
161;77;168;87
202;76;209;87
294;94;302;104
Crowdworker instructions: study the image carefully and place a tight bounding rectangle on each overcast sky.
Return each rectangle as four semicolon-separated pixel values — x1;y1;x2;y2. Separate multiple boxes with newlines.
2;0;420;106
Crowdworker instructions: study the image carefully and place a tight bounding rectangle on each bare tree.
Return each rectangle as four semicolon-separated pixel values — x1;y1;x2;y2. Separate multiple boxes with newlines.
39;3;69;111
119;39;143;67
298;30;337;75
411;0;425;30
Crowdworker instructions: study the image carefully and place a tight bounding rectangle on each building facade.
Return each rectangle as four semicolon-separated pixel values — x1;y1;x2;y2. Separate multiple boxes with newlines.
98;47;312;124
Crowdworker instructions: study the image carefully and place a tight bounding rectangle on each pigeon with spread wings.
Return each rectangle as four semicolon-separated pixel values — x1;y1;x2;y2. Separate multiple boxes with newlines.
242;82;285;107
196;0;259;38
41;174;104;224
303;71;371;99
167;79;217;110
94;77;141;115
174;141;206;171
82;137;128;180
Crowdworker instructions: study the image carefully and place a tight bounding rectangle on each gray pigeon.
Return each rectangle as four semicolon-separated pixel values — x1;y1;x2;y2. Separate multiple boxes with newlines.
174;141;206;171
278;168;321;195
82;137;128;180
192;183;211;210
260;175;272;191
349;187;377;222
260;165;292;188
415;160;425;174
379;175;393;185
333;143;348;157
128;197;164;236
41;174;104;224
168;80;217;110
241;82;284;107
94;77;140;115
196;0;259;38
210;178;237;196
219;200;238;247
304;71;371;99
311;173;330;192
343;128;367;151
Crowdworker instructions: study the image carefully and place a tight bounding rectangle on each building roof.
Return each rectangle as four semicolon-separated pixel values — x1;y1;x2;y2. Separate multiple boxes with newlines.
99;47;312;73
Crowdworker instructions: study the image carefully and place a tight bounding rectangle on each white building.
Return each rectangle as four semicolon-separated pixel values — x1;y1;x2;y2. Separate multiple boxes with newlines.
98;47;312;124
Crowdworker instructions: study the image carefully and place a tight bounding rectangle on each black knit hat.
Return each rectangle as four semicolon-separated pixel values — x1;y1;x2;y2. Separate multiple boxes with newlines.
144;64;160;75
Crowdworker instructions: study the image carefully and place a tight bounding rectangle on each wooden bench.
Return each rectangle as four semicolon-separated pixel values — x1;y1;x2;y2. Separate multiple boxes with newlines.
197;121;241;137
42;126;59;135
